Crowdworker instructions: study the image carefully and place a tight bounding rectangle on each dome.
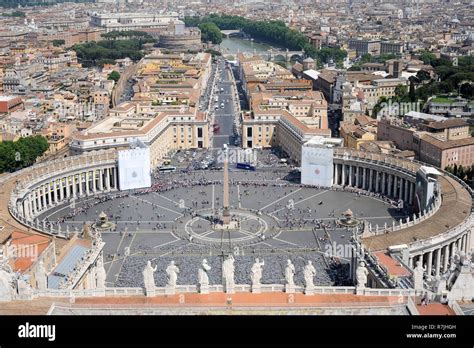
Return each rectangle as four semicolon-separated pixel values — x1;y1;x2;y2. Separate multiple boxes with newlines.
303;57;315;63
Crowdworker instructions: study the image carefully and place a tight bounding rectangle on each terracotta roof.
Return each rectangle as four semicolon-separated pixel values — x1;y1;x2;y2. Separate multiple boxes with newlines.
373;251;411;277
426;118;468;130
420;134;474;150
9;231;51;272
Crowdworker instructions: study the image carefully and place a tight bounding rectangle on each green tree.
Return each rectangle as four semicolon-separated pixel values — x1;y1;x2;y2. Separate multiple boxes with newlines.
108;70;121;82
52;39;65;47
0;135;48;173
198;22;223;44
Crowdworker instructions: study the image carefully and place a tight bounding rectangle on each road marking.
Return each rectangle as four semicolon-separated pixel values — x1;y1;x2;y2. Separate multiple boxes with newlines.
152;236;180;249
106;230;127;277
212;185;215;210
131;195;183;217
260;188;302;210
153;192;188;209
115;231;137;281
270;190;329;214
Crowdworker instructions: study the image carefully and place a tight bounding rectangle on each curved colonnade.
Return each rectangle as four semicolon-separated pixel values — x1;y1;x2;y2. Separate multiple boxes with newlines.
333;148;473;277
3;148;472;279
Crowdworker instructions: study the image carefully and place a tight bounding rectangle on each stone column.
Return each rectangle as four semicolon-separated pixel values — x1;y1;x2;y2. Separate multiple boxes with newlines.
381;172;386;194
72;174;77;198
99;169;104;191
92;170;97;193
31;192;37;215
41;186;47;210
47;183;53;207
334;163;339;185
349;165;353;187
356;166;360;188
393;176;398;199
341;164;347;186
362;167;367;190
59;178;64;201
443;244;450;273
434;248;441;276
105;168;111;191
86;171;90;196
22;200;29;220
53;181;58;204
426;251;433;277
450;242;456;260
369;169;374;192
78;174;83;196
66;176;71;198
28;194;34;217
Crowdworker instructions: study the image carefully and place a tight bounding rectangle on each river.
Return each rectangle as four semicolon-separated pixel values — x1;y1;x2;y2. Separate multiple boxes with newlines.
220;37;295;67
220;37;272;57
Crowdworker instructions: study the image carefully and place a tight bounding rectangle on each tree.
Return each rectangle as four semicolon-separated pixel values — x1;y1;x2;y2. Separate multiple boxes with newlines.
52;39;65;47
108;71;121;82
198;22;223;44
394;84;408;99
0;135;48;173
416;70;431;82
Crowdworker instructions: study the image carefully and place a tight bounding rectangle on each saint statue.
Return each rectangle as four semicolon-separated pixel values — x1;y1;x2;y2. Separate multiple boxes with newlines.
198;259;211;287
285;259;295;286
356;261;368;288
166;261;180;288
142;261;157;290
251;258;265;286
222;255;235;287
34;260;48;290
303;260;316;289
96;257;106;289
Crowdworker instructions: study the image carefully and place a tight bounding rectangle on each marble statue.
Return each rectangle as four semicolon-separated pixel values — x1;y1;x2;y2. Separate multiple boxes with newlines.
285;259;295;286
34;260;48;290
0;268;13;301
222;255;235;292
198;259;211;293
16;276;33;299
0;251;14;301
413;260;425;291
166;261;180;288
96;257;106;289
303;260;316;292
251;258;265;287
142;261;157;292
356;261;368;289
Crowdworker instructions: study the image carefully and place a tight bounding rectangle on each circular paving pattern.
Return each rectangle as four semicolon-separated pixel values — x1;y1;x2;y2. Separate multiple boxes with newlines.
179;208;278;245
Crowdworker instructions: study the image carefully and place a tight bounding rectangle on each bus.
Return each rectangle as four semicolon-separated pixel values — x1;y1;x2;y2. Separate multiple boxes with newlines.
236;162;256;171
158;166;176;173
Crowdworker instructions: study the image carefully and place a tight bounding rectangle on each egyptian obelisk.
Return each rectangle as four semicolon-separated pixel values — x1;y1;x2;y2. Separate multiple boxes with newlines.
222;145;231;225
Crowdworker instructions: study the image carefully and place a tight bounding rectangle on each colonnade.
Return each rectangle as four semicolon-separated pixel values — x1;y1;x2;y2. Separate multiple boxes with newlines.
18;165;118;220
409;232;471;277
333;162;415;204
